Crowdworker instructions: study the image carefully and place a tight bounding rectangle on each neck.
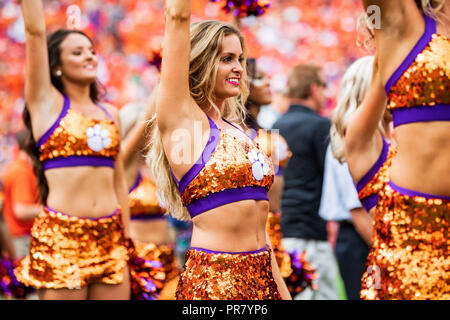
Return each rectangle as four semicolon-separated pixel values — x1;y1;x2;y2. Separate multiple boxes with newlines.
289;98;318;113
62;80;93;105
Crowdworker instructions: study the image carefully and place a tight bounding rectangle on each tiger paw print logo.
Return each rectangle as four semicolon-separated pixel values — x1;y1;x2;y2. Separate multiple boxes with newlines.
86;124;112;152
248;149;270;181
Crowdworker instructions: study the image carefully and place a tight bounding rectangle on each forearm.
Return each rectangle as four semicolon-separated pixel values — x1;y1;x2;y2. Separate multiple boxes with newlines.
0;219;17;259
21;0;46;35
267;232;292;300
350;207;373;246
14;203;41;221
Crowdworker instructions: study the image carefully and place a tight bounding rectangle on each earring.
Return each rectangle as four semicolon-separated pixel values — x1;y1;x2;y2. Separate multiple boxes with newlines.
55;70;62;77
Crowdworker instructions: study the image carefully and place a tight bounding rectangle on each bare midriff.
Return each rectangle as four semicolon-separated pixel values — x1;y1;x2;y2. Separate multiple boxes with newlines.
190;199;269;252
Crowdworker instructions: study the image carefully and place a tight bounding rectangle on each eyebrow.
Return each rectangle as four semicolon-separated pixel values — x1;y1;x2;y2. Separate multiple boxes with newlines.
222;52;244;57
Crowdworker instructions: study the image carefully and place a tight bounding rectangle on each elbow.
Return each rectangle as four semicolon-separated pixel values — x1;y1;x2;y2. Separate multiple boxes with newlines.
165;6;190;22
25;25;46;38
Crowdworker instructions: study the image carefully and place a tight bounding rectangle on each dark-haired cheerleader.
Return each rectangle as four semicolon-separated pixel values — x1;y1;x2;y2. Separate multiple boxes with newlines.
14;0;130;300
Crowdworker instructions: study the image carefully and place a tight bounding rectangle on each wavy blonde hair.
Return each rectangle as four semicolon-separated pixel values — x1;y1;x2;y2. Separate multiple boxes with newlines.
421;0;446;20
147;20;249;221
330;56;375;163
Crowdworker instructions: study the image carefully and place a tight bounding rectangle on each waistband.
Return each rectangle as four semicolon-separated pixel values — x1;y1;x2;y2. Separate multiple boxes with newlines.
130;213;165;221
45;206;120;221
388;181;450;201
391;104;450;128
190;245;269;255
43;156;115;171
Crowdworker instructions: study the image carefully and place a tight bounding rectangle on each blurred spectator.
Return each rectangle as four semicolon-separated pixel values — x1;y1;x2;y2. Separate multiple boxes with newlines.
1;130;41;258
319;144;371;300
272;63;339;300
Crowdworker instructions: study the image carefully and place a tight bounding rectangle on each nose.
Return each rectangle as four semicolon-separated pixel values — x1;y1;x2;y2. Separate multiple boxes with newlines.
233;61;244;74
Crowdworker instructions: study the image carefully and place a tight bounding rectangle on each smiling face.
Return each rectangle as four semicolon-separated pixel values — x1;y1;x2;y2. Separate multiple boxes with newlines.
56;33;98;85
213;34;244;104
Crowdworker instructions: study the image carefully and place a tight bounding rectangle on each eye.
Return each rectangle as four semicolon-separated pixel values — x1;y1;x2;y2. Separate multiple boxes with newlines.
73;50;82;55
238;57;244;63
222;56;232;63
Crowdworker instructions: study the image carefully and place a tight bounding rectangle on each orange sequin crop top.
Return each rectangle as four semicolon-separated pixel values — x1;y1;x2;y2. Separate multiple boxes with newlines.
250;128;292;176
38;95;120;170
128;171;166;220
172;116;274;218
385;13;450;127
355;138;397;212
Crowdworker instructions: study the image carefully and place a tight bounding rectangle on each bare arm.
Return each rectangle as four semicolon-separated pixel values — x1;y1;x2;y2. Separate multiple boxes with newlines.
267;231;292;300
107;106;130;238
345;64;386;182
121;91;158;163
14;203;41;221
157;0;194;133
350;207;373;246
0;216;17;259
21;0;58;109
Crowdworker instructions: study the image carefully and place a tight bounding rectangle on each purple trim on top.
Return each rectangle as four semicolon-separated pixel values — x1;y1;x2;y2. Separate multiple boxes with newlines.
130;213;165;221
128;171;143;193
177;116;220;194
392;104;450;127
37;95;71;148
361;194;378;212
385;12;436;95
46;206;119;220
170;168;180;185
388;181;450;200
187;186;269;219
95;102;114;121
356;138;389;193
43;156;114;171
222;117;254;141
190;244;268;255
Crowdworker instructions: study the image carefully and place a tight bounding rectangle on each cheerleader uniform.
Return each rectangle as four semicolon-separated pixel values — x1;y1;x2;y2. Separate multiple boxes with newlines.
127;171;179;300
173;115;281;300
15;95;128;289
360;12;450;300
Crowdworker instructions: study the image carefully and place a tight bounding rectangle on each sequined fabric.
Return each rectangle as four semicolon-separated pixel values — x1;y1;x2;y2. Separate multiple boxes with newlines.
266;212;318;295
358;145;397;202
254;129;292;169
128;175;165;217
129;240;179;300
39;109;120;163
266;212;292;278
175;247;281;300
388;34;450;110
14;207;128;289
181;131;274;206
360;183;450;300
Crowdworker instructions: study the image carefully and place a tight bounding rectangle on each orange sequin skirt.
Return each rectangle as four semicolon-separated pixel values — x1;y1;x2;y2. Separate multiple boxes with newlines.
175;246;281;300
361;182;450;300
14;207;128;290
130;240;179;300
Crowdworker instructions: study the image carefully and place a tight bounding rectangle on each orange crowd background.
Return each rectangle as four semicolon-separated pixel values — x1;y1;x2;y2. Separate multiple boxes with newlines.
0;0;368;173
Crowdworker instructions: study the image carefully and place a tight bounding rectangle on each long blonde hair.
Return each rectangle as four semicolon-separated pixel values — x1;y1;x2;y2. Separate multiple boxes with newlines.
147;20;249;221
421;0;446;20
330;56;375;163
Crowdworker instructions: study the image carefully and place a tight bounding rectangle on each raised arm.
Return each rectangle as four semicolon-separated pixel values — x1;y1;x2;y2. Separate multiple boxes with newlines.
157;0;193;132
121;90;158;164
344;58;386;182
21;0;54;108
